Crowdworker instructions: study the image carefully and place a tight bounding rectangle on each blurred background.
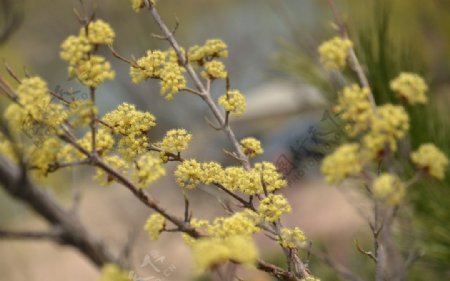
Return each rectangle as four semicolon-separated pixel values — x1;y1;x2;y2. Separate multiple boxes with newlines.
0;0;449;280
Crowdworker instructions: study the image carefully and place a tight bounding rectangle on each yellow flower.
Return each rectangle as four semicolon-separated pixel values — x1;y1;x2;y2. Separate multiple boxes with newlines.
318;37;353;70
174;159;203;189
118;134;149;160
103;103;156;136
278;227;306;249
175;160;228;188
218;90;246;117
70;55;115;87
27;138;63;178
192;236;257;273
99;263;131;281
132;152;166;188
78;128;115;155
60;35;92;65
253;162;287;193
320;143;363;184
372;173;406;205
259;194;292;222
207;210;260;238
334;84;373;136
240;137;264;157
130;50;166;83
80;20;115;45
102;103;155;159
15;76;43;109
144;213;166;240
363;104;409;158
160;62;187;100
411;143;448;180
157;129;192;154
11;77;66;128
188;39;228;63
200;161;225;185
131;0;144;12
221;166;260;194
390;72;428;105
201;60;227;79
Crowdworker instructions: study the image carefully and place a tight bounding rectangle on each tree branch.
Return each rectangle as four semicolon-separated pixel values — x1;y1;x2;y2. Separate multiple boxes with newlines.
0;155;119;268
0;229;63;241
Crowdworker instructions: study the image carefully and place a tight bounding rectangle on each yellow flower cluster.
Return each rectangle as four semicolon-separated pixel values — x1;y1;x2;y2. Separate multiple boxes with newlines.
103;103;156;135
201;60;228;79
334;84;373;136
80;20;115;45
240;137;264;158
218;90;246;117
320;143;363;184
221;166;259;194
69;55;115;88
4;77;66;130
61;20;115;88
130;0;156;11
192;235;257;274
99;264;131;281
130;50;166;83
259;194;292;222
156;129;192;154
200;162;225;184
118;134;149;160
207;210;260;238
318;37;353;70
188;39;228;63
253;162;288;193
411;143;448;179
132;152;166;188
144;213;166;240
78;129;115;155
175;159;287;196
130;49;186;100
60;35;92;65
363;104;409;158
103;103;156;159
278;227;306;249
390;72;428;105
27;138;63;177
372;173;406;205
174;159;203;189
131;0;144;12
159;62;187;100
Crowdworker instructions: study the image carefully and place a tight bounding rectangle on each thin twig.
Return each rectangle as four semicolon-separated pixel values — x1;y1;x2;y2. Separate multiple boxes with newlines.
0;75;18;101
214;183;255;210
355;239;377;263
151;18;179;40
109;46;139;68
4;62;21;83
304;246;365;281
327;0;377;109
144;3;251;170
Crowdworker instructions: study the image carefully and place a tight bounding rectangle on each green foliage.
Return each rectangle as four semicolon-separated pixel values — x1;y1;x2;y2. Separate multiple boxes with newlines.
350;0;450;276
